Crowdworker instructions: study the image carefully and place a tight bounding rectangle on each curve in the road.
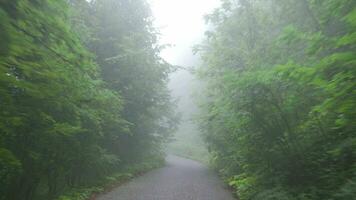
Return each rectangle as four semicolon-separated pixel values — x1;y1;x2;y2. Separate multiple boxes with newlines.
96;155;236;200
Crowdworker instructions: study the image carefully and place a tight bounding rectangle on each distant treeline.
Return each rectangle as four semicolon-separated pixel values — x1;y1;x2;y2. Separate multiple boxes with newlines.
0;0;177;199
196;0;355;199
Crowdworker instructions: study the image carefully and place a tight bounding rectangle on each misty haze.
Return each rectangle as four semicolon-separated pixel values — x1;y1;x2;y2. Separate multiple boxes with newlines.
0;0;355;200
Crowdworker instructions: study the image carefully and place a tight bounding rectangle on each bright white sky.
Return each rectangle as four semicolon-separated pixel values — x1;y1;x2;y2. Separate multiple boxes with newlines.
149;0;220;66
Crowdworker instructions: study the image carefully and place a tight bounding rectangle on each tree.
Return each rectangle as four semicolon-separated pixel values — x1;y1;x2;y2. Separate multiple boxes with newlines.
196;0;356;199
0;0;177;199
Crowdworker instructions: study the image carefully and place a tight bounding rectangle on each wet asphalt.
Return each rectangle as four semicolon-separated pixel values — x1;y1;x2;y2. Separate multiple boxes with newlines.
96;155;236;200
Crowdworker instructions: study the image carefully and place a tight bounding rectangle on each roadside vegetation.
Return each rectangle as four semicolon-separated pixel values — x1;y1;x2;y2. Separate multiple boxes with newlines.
0;0;177;200
196;0;356;199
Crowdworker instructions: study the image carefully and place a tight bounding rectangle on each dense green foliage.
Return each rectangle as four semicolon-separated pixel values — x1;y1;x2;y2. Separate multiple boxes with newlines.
196;0;356;199
0;0;176;199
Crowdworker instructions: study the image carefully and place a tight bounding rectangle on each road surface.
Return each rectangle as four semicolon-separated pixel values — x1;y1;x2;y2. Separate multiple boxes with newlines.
96;155;236;200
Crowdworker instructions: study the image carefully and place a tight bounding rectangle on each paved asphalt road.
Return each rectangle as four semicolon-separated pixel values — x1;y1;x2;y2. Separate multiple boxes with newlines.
96;155;236;200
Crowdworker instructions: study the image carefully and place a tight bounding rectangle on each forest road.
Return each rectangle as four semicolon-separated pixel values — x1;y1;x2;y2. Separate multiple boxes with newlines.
96;155;236;200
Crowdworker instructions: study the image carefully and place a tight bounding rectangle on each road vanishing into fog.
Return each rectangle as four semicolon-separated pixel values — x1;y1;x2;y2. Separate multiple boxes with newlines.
96;155;236;200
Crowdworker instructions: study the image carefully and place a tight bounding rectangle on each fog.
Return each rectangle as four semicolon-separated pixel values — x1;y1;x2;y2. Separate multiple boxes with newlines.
150;0;220;161
2;1;354;199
